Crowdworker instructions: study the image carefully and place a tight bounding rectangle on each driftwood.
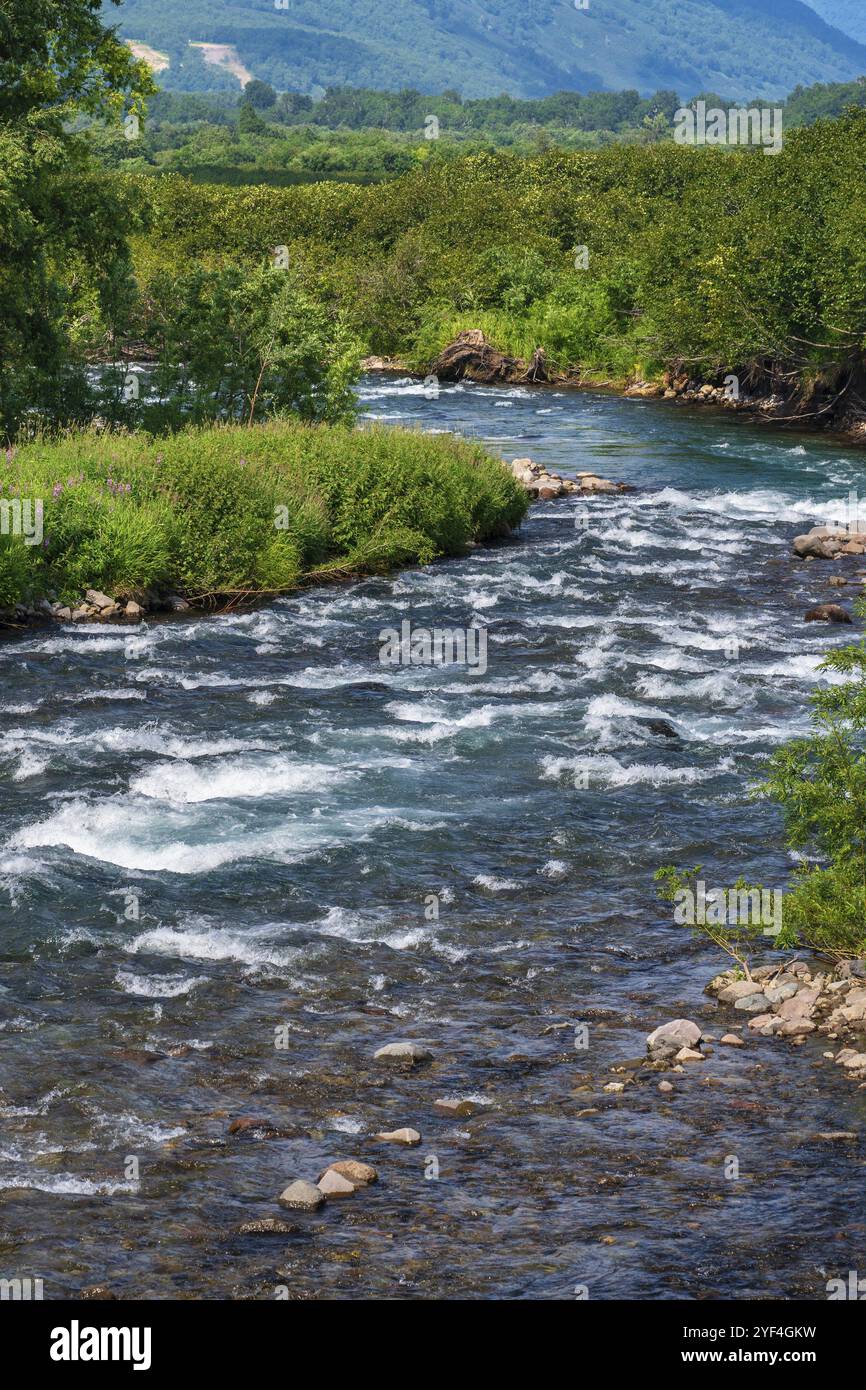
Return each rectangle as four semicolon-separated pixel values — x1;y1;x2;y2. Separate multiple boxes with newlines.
430;330;559;385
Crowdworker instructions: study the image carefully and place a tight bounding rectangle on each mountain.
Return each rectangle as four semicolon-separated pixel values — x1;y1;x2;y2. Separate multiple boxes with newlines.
802;2;866;46
108;0;866;100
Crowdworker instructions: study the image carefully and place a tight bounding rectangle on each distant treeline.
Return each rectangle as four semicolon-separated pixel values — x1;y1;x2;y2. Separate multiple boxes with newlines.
141;75;866;136
86;75;866;186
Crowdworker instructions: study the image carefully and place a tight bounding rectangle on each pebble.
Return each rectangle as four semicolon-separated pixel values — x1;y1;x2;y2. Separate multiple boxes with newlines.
675;1047;705;1063
278;1180;324;1212
720;1034;744;1046
658;1080;674;1093
374;1127;421;1145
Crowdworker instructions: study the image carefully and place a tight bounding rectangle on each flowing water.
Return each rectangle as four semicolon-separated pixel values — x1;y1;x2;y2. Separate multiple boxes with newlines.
2;378;865;1300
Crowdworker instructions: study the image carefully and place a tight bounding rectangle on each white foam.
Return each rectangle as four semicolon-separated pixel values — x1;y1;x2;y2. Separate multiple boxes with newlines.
114;970;206;997
130;757;349;804
473;874;521;891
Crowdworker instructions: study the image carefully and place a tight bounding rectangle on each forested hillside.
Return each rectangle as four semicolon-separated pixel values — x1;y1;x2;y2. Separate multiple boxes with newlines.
109;0;866;99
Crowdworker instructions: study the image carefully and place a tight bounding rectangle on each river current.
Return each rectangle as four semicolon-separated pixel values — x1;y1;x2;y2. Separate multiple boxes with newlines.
1;377;865;1299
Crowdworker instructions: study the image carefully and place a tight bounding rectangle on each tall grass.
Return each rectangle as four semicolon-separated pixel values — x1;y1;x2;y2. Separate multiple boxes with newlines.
0;420;527;611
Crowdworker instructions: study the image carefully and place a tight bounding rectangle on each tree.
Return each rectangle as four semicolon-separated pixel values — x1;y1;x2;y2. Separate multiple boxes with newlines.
0;1;155;436
140;264;361;428
238;99;267;136
759;601;866;960
244;79;277;111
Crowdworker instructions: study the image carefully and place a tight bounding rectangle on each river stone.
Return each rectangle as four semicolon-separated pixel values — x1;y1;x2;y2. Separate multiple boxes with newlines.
580;477;618;494
748;1013;777;1031
278;1180;324;1211
237;1219;300;1236
317;1169;357;1198
658;1080;674;1093
733;993;769;1012
646;1019;701;1052
778;1019;816;1036
675;1047;705;1063
374;1041;433;1065
804;603;852;624
374;1127;421;1145
763;982;799;1004
778;988;819;1021
718;980;765;1003
322;1160;377;1186
85;589;114;610
835;1048;860;1065
720;1033;744;1046
842;1051;866;1069
433;1097;477;1117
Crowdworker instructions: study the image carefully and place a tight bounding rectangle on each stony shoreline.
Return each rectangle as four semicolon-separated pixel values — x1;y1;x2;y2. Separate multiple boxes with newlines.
615;958;866;1106
362;334;866;448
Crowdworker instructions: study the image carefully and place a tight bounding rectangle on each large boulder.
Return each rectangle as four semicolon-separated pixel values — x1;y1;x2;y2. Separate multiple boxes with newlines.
646;1019;702;1054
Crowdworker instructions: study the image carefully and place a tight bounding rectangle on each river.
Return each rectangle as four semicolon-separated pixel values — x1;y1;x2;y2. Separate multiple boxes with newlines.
1;376;864;1299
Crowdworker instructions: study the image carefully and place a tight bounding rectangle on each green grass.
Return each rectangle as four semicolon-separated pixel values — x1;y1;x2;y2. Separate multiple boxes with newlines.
0;419;527;612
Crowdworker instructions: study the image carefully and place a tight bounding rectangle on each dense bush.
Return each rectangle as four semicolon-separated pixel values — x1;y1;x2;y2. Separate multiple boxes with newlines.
125;110;866;392
0;420;527;608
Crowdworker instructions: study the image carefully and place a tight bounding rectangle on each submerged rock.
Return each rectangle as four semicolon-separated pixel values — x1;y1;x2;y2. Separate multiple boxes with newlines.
373;1041;433;1065
237;1218;300;1236
433;1098;478;1117
804;603;852;623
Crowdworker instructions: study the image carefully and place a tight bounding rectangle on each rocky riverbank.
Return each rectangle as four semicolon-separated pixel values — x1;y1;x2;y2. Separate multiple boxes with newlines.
595;958;866;1105
0;587;189;631
362;332;866;446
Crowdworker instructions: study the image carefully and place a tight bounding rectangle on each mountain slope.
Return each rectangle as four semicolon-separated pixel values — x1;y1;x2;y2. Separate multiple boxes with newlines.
802;2;866;46
108;0;866;99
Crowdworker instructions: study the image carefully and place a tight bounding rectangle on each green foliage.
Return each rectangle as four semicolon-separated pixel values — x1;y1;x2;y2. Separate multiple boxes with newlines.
656;599;866;964
0;0;155;438
759;606;866;959
127;111;866;393
0;420;527;609
653;865;770;977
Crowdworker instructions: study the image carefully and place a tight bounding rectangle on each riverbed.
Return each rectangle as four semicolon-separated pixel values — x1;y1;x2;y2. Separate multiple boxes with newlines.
1;377;864;1299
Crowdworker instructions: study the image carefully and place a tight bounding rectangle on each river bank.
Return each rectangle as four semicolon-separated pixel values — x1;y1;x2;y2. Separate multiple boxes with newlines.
0;419;527;634
363;332;866;449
